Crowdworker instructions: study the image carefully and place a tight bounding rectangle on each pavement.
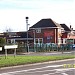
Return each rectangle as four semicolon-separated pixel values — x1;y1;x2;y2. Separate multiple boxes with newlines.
17;50;75;56
0;58;75;75
0;50;75;56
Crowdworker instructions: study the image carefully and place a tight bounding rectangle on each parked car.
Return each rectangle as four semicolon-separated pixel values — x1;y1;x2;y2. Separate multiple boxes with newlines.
72;44;75;48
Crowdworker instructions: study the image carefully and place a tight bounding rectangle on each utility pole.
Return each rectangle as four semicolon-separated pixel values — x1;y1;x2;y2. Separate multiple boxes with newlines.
26;17;29;52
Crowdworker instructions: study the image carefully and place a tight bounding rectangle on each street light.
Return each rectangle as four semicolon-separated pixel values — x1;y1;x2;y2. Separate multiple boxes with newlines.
26;17;29;53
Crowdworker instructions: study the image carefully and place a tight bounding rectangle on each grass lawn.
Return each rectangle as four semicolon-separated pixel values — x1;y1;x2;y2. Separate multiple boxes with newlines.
0;55;75;68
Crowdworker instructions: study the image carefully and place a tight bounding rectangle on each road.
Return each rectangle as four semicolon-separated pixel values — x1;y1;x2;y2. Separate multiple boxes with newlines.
0;59;75;75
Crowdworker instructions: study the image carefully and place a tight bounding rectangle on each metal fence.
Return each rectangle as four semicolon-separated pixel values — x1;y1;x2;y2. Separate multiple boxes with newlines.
17;43;74;52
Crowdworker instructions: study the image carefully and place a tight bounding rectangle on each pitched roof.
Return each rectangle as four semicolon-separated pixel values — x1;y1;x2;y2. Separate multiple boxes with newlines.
30;19;61;28
60;24;71;31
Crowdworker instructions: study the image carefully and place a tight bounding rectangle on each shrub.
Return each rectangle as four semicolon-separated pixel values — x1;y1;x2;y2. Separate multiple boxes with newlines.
0;38;6;46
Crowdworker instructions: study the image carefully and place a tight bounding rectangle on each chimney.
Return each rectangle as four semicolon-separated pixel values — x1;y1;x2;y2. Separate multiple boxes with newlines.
70;25;73;30
70;25;71;29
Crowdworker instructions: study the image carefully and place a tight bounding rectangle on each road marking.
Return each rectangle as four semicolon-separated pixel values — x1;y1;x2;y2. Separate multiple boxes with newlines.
61;73;68;75
26;69;55;73
0;65;63;75
0;74;11;75
63;52;72;53
55;68;75;71
0;65;75;75
43;68;75;75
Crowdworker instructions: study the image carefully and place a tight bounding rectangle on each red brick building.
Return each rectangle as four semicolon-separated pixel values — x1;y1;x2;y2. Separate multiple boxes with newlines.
0;18;75;45
29;18;63;45
60;24;75;44
60;24;71;44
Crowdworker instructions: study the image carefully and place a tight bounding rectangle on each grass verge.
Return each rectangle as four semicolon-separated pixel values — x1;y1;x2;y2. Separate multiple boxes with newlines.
0;55;75;68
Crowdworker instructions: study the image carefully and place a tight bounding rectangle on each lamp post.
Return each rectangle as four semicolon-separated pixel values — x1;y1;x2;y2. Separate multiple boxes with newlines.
26;17;29;53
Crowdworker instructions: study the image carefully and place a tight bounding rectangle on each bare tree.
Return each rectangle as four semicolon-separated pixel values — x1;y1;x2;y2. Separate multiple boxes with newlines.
6;28;13;32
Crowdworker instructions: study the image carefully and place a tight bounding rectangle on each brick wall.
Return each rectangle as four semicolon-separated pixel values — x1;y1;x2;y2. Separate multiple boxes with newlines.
29;28;58;43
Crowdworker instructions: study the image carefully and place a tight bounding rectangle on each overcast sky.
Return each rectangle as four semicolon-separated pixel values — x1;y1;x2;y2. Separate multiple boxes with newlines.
0;0;74;32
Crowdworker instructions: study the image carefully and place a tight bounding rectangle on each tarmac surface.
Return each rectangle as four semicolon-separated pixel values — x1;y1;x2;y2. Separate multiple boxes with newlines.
0;59;75;75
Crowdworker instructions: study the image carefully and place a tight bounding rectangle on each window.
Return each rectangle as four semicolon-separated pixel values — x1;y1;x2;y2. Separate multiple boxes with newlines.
39;39;43;43
35;38;43;44
7;40;11;44
36;29;41;33
11;39;15;44
35;39;38;43
61;28;65;33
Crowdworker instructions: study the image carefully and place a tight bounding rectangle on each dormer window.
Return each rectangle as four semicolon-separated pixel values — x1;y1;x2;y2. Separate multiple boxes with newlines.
36;28;41;33
61;28;65;33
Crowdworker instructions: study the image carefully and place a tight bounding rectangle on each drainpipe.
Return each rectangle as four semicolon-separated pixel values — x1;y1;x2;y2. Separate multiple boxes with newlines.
55;29;57;44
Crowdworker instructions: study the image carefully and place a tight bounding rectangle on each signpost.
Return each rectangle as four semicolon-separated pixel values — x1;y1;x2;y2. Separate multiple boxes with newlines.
0;47;2;51
4;45;18;49
4;45;18;59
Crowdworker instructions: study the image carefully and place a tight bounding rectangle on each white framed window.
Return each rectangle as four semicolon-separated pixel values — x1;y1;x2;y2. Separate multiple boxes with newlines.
35;39;38;43
63;39;66;44
11;39;15;44
36;28;41;33
35;38;43;43
61;28;65;33
39;39;43;43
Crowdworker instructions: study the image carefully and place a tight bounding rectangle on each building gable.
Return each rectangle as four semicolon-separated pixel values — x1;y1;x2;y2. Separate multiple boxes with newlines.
60;24;71;32
30;18;61;29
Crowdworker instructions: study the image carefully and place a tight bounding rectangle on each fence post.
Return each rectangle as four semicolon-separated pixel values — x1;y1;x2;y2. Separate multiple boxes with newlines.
46;44;47;52
5;49;7;59
14;48;16;58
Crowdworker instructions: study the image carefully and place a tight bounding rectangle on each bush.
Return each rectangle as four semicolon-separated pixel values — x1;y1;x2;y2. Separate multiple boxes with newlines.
0;38;6;46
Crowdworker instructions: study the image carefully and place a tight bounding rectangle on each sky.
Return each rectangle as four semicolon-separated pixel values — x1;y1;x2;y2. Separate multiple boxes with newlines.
0;0;75;32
